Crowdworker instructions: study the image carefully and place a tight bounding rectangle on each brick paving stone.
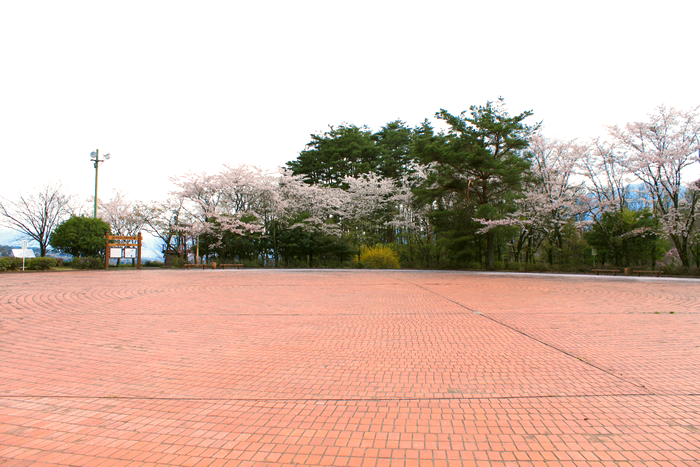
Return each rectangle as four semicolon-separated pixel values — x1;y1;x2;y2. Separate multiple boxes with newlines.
416;273;700;395
0;269;698;466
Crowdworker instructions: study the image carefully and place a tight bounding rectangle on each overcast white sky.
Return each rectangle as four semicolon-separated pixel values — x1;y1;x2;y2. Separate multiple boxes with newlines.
1;0;698;206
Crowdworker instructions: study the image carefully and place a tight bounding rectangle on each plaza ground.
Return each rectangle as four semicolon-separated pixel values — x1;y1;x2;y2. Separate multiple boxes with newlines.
0;269;698;466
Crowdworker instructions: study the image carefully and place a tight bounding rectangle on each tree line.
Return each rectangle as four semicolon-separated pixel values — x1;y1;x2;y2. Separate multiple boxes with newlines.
2;99;699;271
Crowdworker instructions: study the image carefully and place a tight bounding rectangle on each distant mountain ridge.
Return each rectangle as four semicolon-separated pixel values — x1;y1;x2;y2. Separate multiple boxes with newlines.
0;229;162;259
0;229;24;246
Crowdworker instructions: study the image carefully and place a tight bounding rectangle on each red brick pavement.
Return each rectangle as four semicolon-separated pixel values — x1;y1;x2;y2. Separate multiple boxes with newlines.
0;269;698;466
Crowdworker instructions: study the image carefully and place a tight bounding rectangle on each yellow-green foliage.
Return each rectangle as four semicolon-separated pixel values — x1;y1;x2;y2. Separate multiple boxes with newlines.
354;244;400;269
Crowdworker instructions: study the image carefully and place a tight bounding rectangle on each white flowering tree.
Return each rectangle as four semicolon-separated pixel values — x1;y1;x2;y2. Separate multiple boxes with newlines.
578;138;632;213
386;166;437;266
338;173;399;248
575;139;661;267
97;191;147;265
98;190;145;237
474;135;588;264
275;170;347;236
270;171;349;266
609;105;700;266
169;165;275;262
519;136;588;263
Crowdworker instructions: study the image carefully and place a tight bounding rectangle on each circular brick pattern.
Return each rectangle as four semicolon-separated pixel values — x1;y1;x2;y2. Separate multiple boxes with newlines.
1;270;698;466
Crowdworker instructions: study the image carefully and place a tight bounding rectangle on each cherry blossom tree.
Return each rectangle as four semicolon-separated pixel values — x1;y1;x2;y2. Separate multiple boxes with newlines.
275;170;347;236
97;191;146;265
576;139;658;266
609;105;700;266
518;136;589;263
474;135;588;264
169;165;273;260
98;190;144;237
686;181;700;265
578;139;632;212
386;166;436;266
270;171;351;266
338;172;399;247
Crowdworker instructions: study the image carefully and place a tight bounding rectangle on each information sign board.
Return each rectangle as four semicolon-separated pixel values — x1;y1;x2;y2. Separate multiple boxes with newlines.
105;232;143;269
12;249;35;258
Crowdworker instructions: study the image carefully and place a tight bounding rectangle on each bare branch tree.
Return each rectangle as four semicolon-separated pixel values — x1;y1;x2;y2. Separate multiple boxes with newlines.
0;182;74;256
134;198;187;253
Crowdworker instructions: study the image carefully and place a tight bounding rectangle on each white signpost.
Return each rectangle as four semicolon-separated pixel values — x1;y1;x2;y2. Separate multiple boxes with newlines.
11;241;35;271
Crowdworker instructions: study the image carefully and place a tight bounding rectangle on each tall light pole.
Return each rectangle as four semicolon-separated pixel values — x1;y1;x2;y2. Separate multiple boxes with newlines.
90;150;110;218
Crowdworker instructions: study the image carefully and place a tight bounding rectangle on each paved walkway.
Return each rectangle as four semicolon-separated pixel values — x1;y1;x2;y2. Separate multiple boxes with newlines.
0;269;698;466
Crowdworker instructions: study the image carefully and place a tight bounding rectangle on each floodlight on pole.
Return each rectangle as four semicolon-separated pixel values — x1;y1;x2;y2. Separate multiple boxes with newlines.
91;149;111;218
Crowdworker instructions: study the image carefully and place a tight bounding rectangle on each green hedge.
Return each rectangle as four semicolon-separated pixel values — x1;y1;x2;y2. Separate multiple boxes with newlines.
27;257;58;270
0;257;58;271
0;257;22;271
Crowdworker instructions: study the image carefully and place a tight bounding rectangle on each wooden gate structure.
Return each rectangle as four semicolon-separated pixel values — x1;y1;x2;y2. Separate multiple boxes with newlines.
105;233;143;269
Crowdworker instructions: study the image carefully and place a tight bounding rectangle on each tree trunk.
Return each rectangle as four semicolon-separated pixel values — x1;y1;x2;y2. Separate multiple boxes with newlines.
670;234;690;267
486;230;495;270
273;223;279;267
496;235;501;267
525;238;531;264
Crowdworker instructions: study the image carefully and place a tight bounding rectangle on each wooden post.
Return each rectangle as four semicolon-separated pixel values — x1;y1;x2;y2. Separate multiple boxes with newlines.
137;232;142;269
105;233;110;269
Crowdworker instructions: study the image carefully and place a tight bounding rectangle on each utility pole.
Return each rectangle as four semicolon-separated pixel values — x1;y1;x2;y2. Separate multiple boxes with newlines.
90;150;110;218
94;149;99;218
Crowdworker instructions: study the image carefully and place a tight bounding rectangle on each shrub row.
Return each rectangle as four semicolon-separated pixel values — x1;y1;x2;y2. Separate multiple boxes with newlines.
69;257;104;269
0;256;168;271
0;257;58;271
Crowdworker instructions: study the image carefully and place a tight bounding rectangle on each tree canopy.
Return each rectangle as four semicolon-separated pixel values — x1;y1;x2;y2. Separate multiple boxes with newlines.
49;216;111;258
414;99;537;269
10;100;700;273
